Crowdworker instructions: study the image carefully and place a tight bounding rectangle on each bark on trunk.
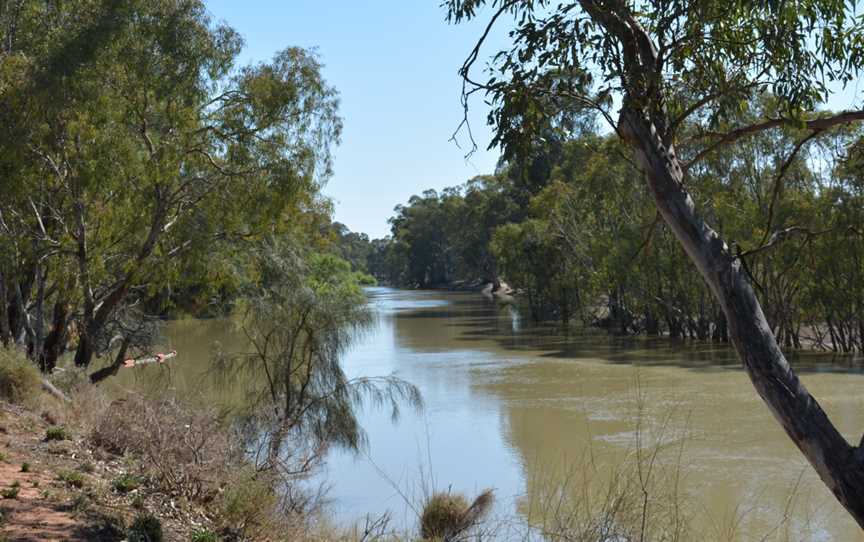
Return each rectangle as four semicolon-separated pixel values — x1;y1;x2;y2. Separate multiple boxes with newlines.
40;301;69;373
620;107;864;526
0;270;9;346
88;338;130;384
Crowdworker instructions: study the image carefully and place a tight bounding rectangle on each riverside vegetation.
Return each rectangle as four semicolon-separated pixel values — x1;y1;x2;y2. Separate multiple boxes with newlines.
4;0;864;539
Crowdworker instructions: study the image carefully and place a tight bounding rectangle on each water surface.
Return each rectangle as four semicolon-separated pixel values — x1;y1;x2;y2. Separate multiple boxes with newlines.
147;287;864;540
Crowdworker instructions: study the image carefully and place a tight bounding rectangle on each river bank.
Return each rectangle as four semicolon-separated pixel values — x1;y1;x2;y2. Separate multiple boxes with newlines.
0;348;338;542
5;288;864;540
0;398;215;541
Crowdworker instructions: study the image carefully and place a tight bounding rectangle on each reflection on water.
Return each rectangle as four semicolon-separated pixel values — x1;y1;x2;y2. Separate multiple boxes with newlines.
147;287;863;540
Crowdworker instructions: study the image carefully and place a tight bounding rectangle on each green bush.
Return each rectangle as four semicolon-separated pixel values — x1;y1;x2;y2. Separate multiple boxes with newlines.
218;467;277;538
0;348;41;405
190;529;219;542
56;470;85;488
45;426;68;441
128;512;163;542
112;473;143;494
20;462;30;473
1;481;21;499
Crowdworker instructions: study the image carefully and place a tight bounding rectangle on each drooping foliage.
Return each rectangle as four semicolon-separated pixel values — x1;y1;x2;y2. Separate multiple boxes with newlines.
219;241;421;465
0;0;341;372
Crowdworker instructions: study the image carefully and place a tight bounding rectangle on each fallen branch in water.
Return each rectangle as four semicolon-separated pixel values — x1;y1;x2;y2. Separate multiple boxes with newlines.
122;350;178;368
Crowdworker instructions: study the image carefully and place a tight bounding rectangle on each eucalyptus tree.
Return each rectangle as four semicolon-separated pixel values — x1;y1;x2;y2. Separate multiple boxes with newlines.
0;0;340;374
446;0;864;525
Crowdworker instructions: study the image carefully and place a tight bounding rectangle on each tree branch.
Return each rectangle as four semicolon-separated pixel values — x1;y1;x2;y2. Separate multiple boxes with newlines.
685;110;864;170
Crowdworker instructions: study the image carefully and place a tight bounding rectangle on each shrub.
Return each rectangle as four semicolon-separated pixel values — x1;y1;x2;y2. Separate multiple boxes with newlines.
56;470;85;489
1;481;20;499
0;348;41;405
420;489;493;541
218;467;279;539
128;512;163;542
90;395;237;501
20;462;30;473
190;528;219;542
112;473;143;494
420;492;468;540
45;426;68;441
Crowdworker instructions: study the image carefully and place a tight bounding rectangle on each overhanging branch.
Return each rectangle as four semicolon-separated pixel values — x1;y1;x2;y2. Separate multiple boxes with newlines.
685;110;864;171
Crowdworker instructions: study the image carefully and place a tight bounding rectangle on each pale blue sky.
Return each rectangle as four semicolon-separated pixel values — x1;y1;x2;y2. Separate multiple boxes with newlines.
204;1;503;239
204;2;864;239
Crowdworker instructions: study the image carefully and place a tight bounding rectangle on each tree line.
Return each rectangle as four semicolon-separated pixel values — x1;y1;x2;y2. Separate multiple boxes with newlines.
369;100;864;355
0;0;374;379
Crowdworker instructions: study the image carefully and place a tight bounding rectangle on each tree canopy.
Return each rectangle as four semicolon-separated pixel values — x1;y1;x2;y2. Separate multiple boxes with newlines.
443;0;864;526
0;0;341;373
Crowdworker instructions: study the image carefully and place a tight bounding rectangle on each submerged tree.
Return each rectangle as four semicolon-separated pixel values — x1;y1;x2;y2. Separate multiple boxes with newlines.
447;0;864;526
219;241;421;471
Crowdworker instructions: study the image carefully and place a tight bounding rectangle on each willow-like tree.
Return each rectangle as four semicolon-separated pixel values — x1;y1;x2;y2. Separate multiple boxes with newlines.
446;0;864;527
0;0;340;376
219;242;421;470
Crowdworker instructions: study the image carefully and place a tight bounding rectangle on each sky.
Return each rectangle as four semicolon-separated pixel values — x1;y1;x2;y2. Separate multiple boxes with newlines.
203;2;864;240
204;1;505;239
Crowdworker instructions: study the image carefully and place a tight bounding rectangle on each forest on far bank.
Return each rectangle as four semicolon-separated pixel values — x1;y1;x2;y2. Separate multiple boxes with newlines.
362;102;864;354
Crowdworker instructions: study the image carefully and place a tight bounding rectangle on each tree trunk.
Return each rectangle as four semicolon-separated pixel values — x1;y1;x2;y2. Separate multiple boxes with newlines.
40;301;70;372
0;270;10;346
88;337;130;384
620;107;864;527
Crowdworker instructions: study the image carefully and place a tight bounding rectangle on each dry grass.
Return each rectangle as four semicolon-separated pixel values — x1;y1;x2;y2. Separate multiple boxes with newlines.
419;490;494;541
82;391;326;541
0;347;41;407
88;393;238;502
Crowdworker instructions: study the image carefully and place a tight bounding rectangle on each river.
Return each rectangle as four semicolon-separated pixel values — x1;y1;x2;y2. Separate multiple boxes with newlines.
146;287;864;540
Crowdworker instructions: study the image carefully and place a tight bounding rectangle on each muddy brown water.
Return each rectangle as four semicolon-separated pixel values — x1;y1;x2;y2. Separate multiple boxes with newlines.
129;287;864;540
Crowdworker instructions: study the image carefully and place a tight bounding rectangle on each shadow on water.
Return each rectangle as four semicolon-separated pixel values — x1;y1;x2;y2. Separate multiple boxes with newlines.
386;287;864;376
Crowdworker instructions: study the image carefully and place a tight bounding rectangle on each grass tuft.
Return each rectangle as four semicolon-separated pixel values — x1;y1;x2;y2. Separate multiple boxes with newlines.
0;348;41;406
56;469;85;489
112;473;143;494
190;528;219;542
1;481;21;499
128;512;163;542
44;426;68;441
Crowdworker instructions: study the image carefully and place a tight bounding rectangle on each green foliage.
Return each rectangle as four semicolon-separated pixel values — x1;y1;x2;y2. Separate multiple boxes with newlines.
217;467;278;539
440;0;864;350
0;0;342;372
44;426;68;441
127;512;164;542
112;473;143;494
0;348;41;405
377;176;522;287
379;105;864;348
20;462;30;473
190;529;219;542
56;469;85;489
1;481;20;499
221;241;421;461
